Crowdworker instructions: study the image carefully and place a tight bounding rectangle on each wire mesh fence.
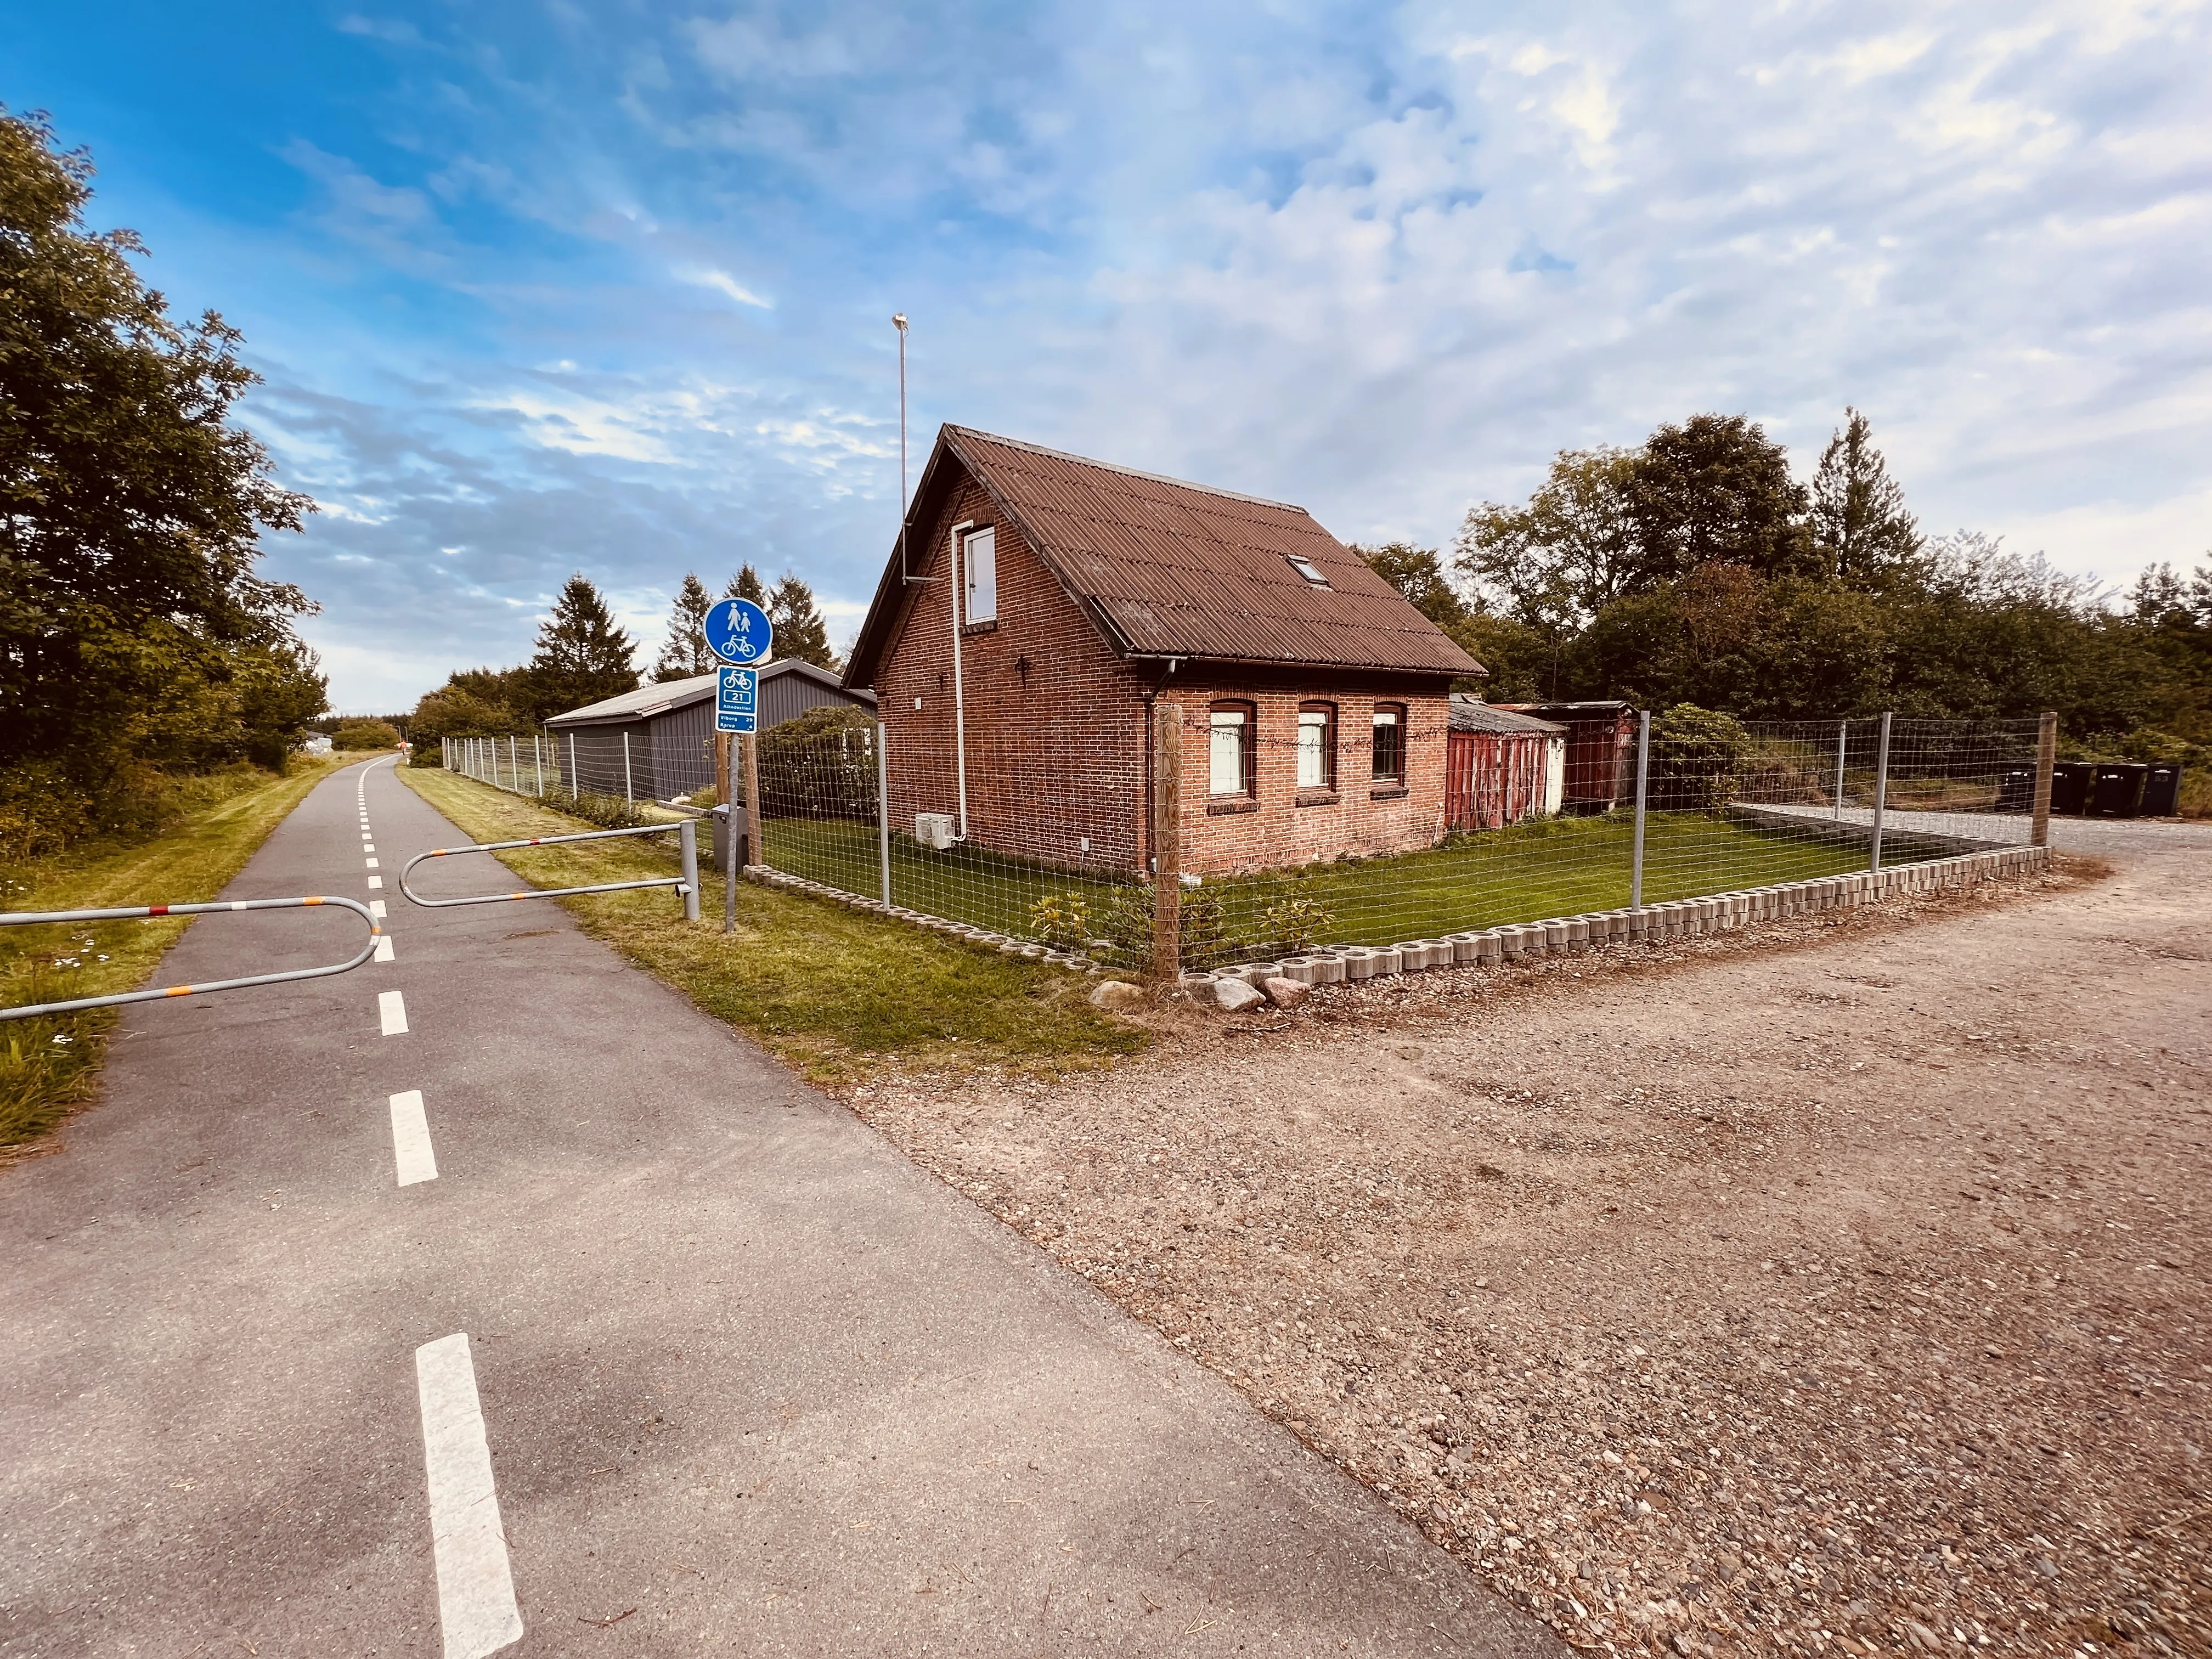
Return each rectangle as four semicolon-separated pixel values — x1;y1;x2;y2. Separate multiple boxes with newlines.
444;710;2050;975
442;731;718;806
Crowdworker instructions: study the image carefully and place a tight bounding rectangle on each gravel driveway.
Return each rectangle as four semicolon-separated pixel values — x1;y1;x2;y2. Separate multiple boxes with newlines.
845;826;2210;1657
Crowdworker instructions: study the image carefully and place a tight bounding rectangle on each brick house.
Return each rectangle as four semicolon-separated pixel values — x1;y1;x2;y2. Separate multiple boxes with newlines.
842;427;1483;878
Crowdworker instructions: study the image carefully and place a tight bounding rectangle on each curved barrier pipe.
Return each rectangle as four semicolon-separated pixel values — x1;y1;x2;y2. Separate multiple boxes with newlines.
1;895;381;1022
399;821;700;923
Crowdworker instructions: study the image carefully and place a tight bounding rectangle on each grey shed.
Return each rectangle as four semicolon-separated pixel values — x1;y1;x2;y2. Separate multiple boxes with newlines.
543;662;876;802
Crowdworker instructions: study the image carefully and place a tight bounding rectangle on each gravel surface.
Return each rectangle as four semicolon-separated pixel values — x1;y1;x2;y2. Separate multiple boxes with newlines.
842;841;2211;1657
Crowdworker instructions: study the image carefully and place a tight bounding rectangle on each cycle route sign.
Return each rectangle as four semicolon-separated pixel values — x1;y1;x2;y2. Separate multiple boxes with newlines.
704;597;772;665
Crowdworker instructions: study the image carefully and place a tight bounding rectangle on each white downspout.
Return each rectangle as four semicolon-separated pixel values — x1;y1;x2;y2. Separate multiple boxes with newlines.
948;523;970;842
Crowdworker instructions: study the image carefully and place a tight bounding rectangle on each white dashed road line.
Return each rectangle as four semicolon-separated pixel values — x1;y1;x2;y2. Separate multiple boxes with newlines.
366;857;380;869
368;876;383;890
379;989;409;1036
375;935;396;964
388;1090;438;1186
369;900;386;919
415;1334;524;1659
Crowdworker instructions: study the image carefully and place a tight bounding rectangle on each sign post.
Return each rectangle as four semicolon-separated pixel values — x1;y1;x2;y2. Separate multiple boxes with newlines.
704;597;773;921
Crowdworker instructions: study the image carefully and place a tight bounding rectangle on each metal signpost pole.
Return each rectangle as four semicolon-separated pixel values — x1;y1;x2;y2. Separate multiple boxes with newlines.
1833;719;1848;820
876;723;893;906
678;820;701;923
1870;711;1893;873
1630;710;1651;910
715;730;735;934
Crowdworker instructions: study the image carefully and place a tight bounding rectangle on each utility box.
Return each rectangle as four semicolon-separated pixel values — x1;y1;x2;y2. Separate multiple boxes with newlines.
2140;764;2182;817
1994;764;2036;814
711;805;751;867
915;812;957;851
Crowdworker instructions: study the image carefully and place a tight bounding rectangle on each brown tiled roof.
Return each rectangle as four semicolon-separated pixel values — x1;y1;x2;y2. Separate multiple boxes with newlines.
843;426;1483;685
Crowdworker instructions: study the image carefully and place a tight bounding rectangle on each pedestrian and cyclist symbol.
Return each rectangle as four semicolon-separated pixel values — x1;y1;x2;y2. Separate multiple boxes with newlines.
715;666;758;733
704;597;772;665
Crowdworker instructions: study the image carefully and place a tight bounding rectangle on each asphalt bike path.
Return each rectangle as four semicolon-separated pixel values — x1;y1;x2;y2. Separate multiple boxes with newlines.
1;757;1558;1657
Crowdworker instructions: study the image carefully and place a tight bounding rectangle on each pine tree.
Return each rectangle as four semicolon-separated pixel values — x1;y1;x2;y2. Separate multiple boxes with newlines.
526;573;637;718
766;570;837;668
653;572;713;681
725;565;768;606
1811;408;1922;588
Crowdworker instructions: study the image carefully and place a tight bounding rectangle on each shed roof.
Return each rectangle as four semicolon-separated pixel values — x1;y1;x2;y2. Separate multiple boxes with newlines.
1449;695;1567;736
545;659;870;727
843;426;1483;686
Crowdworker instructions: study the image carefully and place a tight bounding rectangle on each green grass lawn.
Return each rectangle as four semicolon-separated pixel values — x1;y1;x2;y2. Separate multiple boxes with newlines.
759;808;1943;966
402;769;1147;1087
2;752;353;1153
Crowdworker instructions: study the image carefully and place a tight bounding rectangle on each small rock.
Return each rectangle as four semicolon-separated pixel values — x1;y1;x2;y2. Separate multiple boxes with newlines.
1087;979;1147;1011
1476;1164;1506;1181
1213;977;1266;1012
1261;976;1310;1008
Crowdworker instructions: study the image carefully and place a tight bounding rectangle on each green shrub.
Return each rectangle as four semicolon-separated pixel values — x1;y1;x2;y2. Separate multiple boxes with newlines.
332;719;402;751
1028;890;1091;950
560;789;657;831
1259;894;1334;956
1094;882;1229;970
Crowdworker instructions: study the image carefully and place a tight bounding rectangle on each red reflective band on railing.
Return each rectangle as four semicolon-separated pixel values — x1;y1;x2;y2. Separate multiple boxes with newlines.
148;905;170;916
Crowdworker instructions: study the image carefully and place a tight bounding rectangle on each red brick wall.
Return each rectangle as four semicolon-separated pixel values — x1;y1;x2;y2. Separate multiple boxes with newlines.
875;470;1151;874
871;459;1454;881
1161;682;1453;877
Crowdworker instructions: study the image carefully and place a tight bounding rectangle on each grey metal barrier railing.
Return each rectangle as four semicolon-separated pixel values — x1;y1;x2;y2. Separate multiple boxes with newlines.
399;821;701;922
1;895;381;1022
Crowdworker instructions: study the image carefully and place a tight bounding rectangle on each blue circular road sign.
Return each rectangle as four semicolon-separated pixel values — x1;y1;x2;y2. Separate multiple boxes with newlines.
704;597;772;664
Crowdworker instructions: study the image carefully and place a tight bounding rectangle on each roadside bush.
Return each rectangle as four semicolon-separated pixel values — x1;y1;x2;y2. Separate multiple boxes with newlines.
560;789;656;832
758;706;877;822
0;758;275;863
332;719;401;750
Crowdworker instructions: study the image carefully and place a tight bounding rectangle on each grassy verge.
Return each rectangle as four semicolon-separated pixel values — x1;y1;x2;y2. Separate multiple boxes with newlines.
758;809;1929;961
399;768;1147;1088
1;752;354;1154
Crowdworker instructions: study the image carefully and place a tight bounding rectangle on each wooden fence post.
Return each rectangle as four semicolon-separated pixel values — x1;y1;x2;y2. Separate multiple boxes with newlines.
2032;710;2057;848
1152;701;1182;981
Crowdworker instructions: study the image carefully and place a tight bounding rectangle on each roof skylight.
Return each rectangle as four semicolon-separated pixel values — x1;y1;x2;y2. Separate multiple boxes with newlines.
1285;554;1331;588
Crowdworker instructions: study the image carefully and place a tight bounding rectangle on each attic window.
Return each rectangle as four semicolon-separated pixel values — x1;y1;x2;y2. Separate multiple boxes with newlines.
1285;554;1331;588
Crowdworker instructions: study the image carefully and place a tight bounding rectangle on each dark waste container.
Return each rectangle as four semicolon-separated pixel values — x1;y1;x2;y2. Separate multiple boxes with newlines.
1994;764;2036;814
2048;761;2093;816
2139;764;2182;817
2091;763;2147;817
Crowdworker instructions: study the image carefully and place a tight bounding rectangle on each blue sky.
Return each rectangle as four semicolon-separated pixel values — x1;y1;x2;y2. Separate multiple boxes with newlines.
9;1;2209;712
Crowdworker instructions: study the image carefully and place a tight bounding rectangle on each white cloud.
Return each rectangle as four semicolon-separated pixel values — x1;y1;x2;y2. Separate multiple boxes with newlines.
675;265;773;308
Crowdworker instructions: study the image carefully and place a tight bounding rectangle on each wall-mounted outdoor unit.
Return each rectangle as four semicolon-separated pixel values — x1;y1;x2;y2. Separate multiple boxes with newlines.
915;812;957;851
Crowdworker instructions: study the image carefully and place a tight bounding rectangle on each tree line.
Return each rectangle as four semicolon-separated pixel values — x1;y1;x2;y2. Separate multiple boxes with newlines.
1;112;328;855
1358;410;2211;761
404;563;838;750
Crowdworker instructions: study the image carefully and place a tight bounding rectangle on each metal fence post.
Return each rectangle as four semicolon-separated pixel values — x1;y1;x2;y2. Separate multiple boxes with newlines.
678;819;701;923
1630;709;1650;910
534;735;544;796
507;735;518;793
1870;711;1893;873
1151;701;1182;980
876;722;893;906
2032;710;2057;847
740;732;761;870
567;732;578;801
1833;719;1848;820
622;731;634;803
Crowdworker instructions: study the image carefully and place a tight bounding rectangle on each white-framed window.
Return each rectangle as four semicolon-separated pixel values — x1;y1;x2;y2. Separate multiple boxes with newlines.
1297;703;1336;789
1372;704;1405;783
1285;554;1331;588
1210;703;1253;796
962;525;997;624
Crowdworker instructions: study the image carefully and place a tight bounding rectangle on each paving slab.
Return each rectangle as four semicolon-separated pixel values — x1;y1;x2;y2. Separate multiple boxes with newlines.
1;757;1560;1657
